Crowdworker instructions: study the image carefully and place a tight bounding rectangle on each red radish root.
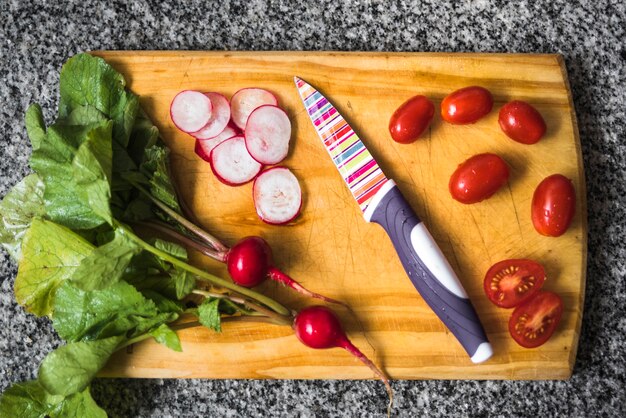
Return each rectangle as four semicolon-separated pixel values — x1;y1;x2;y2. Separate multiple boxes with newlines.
226;237;345;306
294;306;393;415
253;167;302;225
210;136;262;186
192;93;231;139
170;90;213;133
244;105;292;164
230;87;278;130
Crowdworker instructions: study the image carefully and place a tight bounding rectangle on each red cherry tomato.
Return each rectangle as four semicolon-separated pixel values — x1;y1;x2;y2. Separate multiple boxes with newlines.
441;86;493;124
498;100;547;144
388;95;434;144
449;153;509;204
484;259;545;308
508;291;563;348
531;174;576;237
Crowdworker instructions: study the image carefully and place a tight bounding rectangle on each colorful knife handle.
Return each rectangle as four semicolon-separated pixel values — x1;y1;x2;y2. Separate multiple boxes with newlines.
364;180;493;363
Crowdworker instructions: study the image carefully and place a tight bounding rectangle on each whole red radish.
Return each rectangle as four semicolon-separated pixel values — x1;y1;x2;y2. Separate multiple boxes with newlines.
226;237;342;305
294;306;393;414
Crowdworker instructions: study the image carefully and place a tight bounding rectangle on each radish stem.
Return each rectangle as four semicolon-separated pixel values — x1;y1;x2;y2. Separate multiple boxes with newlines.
268;267;348;308
131;182;228;253
135;220;227;262
116;222;290;316
192;289;293;325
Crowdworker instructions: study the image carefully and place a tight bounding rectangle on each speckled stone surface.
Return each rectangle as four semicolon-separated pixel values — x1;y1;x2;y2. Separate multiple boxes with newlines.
1;0;625;416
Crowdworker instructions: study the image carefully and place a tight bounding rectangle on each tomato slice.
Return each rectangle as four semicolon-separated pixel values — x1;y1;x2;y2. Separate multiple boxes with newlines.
484;259;545;308
508;291;563;348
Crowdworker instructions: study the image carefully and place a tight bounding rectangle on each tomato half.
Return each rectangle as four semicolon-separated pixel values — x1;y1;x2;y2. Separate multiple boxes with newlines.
388;95;435;144
441;86;493;124
484;259;545;308
498;100;547;144
531;174;576;237
449;153;509;204
508;291;563;348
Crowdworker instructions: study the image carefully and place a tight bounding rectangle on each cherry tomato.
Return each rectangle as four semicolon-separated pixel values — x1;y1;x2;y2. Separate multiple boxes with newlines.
388;95;435;144
498;100;547;144
531;174;576;237
441;86;493;124
449;153;509;204
484;259;545;308
508;291;563;348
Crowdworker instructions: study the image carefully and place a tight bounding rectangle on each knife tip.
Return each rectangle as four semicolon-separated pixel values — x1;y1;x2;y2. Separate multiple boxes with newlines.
293;76;301;85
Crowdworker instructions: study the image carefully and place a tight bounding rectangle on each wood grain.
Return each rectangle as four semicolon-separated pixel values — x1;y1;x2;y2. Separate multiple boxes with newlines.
94;51;586;380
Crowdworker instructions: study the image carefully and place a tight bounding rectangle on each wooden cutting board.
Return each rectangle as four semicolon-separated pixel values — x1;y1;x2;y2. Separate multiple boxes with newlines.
95;51;586;380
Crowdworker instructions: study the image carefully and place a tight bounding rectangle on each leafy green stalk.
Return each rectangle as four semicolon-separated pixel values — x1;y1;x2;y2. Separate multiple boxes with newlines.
116;223;290;316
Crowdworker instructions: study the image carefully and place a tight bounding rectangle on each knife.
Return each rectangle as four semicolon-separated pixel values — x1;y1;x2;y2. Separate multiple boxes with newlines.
294;77;493;363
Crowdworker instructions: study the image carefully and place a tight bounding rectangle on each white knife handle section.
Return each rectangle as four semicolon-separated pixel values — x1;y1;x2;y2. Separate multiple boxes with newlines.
363;180;493;363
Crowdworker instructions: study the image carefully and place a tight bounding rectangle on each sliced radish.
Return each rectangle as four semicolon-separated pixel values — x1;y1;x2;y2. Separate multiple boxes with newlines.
230;88;278;130
170;90;213;133
253;167;302;225
210;136;262;186
194;123;240;162
244;105;291;165
192;93;231;139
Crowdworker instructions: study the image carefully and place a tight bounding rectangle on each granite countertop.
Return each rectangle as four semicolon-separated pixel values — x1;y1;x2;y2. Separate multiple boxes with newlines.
1;0;625;416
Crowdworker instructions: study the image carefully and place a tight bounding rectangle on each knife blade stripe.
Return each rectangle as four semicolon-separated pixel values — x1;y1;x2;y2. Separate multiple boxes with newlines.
296;77;389;212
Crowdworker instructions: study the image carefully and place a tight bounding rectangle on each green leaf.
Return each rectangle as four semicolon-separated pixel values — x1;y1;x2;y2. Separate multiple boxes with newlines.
30;122;112;230
15;219;94;316
150;324;182;352
154;238;187;260
72;121;113;225
198;298;222;332
25;104;46;151
53;280;159;342
0;174;46;260
172;268;195;300
38;335;124;396
141;145;180;212
141;289;184;314
127;108;159;165
59;53;139;147
61;105;108;126
70;229;141;291
0;380;63;418
51;386;107;418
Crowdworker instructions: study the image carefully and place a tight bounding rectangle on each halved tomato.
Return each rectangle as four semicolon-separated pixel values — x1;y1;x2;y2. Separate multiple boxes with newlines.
508;291;563;348
484;259;545;308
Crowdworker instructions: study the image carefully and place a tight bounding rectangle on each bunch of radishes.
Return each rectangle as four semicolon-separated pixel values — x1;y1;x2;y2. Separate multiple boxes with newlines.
170;88;301;225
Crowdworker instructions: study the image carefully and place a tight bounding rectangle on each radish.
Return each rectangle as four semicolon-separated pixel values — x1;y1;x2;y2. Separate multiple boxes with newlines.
192;93;231;139
170;90;213;133
226;236;344;305
230;87;278;130
294;306;393;414
194;123;240;162
209;136;262;186
253;167;301;225
244;105;292;165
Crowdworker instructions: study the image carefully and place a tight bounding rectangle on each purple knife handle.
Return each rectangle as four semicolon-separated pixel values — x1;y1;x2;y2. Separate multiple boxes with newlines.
367;182;492;362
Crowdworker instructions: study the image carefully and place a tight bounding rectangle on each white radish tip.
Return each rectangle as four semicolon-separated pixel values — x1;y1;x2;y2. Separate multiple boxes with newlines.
210;136;262;186
244;105;292;165
253;167;302;225
170;90;213;133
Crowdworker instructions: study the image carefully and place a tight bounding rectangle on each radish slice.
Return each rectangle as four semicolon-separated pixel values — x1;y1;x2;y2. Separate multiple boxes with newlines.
253;167;302;225
230;88;278;130
210;136;262;186
192;93;231;139
170;90;213;133
245;105;291;165
194;124;239;162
